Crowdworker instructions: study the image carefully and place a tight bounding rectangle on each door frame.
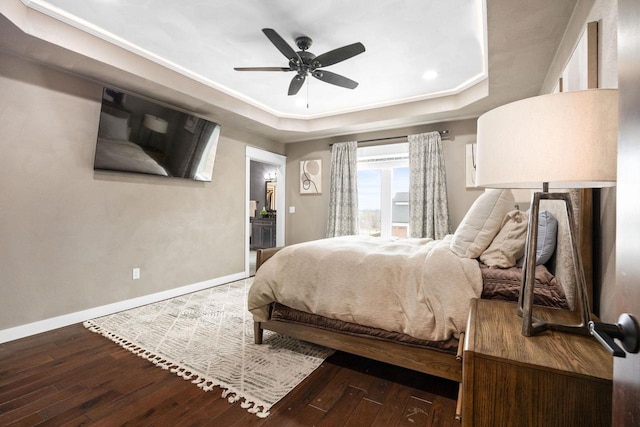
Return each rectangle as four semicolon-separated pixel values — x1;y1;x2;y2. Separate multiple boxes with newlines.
245;147;286;276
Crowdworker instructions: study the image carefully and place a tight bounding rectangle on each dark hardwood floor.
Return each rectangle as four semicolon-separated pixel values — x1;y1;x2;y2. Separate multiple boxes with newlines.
0;323;459;426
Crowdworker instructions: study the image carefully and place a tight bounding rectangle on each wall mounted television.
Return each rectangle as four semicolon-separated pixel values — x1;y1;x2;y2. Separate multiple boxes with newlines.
94;87;220;181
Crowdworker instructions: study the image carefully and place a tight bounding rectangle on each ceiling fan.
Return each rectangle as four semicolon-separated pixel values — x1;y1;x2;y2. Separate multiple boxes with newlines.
234;28;365;96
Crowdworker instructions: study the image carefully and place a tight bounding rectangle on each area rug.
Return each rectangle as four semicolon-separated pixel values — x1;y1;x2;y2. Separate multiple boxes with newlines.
84;278;333;417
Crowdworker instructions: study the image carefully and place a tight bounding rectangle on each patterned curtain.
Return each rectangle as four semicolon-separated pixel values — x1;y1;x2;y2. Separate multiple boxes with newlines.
409;132;450;239
326;141;359;237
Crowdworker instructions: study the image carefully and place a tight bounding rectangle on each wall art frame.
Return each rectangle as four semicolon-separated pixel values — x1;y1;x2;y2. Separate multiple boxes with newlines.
300;159;322;194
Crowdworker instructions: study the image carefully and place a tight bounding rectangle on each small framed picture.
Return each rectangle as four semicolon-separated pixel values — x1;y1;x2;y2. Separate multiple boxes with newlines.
184;115;199;133
300;159;322;194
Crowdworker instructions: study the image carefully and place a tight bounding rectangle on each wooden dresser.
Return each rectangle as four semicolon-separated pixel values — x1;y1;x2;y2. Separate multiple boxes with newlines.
462;298;613;427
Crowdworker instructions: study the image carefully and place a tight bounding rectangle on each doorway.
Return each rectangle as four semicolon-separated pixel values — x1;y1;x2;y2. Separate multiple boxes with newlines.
245;147;286;277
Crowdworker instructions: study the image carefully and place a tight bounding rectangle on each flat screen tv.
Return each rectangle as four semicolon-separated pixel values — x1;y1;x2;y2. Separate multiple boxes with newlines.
94;87;220;181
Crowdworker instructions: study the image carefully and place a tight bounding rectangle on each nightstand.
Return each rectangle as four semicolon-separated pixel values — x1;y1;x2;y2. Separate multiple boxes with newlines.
462;298;613;427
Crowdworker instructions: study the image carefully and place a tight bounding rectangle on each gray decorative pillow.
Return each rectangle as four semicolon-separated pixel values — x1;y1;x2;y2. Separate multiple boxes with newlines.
515;210;558;266
535;210;557;265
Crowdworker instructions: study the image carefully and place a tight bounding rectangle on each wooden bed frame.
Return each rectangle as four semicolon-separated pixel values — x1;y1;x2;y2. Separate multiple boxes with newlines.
252;195;594;385
253;247;464;382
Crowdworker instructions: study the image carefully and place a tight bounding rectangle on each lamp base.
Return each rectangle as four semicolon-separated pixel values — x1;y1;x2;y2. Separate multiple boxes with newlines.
520;311;592;336
518;190;592;337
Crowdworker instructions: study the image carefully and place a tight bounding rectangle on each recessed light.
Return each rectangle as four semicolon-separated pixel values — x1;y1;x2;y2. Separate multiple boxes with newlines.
423;70;438;80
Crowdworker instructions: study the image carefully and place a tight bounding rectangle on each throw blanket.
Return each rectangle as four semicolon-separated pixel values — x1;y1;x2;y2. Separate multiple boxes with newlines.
248;235;483;341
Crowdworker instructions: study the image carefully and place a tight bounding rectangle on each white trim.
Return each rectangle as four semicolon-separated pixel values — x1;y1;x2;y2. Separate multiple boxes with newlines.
245;155;252;276
0;272;246;344
246;147;287;168
245;147;287;276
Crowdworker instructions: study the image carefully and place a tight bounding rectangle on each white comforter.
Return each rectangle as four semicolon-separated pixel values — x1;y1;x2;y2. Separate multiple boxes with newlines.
248;235;483;341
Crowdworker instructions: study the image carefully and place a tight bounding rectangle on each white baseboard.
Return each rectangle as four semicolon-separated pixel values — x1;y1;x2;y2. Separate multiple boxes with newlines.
0;272;248;344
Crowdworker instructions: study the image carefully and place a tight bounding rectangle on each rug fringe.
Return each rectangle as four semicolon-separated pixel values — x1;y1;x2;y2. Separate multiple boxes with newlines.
83;320;272;418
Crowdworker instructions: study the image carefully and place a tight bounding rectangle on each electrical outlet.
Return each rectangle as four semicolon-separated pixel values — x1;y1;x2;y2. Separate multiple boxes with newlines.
289;206;295;214
132;268;140;280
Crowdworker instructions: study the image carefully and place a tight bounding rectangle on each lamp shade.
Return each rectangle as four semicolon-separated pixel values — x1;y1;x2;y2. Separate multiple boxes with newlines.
476;89;618;189
143;114;168;134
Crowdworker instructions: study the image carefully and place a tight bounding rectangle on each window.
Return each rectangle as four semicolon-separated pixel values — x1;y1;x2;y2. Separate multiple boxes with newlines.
357;143;409;238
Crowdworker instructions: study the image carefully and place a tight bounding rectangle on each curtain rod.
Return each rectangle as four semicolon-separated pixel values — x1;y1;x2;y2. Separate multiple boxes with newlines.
329;130;451;147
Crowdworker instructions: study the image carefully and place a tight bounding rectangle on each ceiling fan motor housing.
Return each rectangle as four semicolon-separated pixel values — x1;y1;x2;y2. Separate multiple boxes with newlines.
292;51;320;76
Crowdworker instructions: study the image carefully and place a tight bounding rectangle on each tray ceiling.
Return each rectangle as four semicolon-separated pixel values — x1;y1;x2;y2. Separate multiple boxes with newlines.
24;0;487;119
4;0;578;142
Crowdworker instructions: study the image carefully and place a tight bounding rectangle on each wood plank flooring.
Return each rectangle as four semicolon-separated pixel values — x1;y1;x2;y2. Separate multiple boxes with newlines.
0;324;459;426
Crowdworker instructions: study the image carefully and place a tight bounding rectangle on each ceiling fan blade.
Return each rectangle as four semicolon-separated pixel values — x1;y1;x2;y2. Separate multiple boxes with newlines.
288;75;306;96
262;28;300;63
234;67;292;71
313;42;365;68
312;70;358;89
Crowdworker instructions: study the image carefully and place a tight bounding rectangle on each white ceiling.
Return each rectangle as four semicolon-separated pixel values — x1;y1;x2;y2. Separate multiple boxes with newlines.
3;0;578;143
25;0;487;119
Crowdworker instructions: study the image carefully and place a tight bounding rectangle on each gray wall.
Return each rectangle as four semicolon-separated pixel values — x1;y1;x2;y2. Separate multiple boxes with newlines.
284;119;483;245
0;51;280;330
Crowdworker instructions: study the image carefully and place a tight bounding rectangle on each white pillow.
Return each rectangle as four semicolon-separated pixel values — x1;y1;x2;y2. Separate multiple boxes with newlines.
450;189;515;258
98;112;129;140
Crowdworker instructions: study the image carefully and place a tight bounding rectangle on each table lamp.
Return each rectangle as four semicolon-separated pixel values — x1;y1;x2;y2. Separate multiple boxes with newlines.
476;89;618;336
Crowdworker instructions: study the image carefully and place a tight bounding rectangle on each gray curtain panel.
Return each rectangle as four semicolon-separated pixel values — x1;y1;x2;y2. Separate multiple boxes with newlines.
409;132;450;239
326;141;359;237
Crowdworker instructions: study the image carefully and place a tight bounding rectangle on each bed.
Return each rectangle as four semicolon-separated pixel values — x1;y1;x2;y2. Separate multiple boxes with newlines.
248;189;584;383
